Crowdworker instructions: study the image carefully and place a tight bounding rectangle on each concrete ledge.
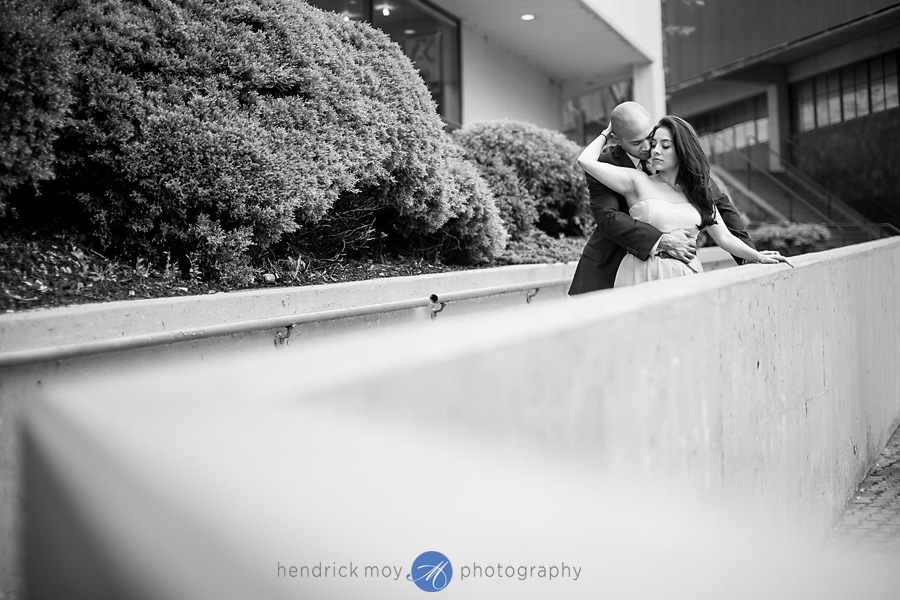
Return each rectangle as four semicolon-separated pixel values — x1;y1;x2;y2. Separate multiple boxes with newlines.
0;262;577;353
0;248;734;355
19;239;900;598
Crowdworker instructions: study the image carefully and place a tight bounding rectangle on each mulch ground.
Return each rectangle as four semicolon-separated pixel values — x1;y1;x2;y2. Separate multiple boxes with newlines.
0;230;475;314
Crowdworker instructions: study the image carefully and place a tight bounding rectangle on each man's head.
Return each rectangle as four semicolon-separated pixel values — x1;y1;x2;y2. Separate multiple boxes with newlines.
610;101;653;161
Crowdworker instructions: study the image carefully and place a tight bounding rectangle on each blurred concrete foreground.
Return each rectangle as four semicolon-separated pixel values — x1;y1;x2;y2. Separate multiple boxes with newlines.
5;239;900;599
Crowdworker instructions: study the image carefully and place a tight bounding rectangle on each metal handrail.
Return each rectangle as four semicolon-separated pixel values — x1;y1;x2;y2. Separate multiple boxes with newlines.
780;165;836;218
750;221;899;241
785;137;900;224
747;137;835;218
878;222;900;236
0;277;572;369
735;150;846;243
749;138;881;240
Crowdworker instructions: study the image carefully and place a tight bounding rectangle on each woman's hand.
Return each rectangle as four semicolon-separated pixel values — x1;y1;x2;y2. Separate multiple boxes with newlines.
756;250;794;267
601;121;615;144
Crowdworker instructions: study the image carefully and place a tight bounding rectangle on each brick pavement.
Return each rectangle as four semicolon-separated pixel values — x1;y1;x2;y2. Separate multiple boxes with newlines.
830;423;900;555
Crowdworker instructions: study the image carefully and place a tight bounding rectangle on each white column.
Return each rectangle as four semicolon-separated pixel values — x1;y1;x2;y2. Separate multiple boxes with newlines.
630;0;666;120
633;61;667;120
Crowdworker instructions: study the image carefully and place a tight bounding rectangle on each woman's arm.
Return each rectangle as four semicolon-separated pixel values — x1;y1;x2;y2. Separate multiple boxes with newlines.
577;126;641;200
705;208;793;266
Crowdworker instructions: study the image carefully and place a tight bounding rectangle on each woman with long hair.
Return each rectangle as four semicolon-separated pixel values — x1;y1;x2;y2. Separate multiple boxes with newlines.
577;115;790;286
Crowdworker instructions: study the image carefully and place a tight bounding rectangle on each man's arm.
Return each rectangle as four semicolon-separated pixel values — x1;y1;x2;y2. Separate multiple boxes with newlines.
586;170;660;261
586;170;696;262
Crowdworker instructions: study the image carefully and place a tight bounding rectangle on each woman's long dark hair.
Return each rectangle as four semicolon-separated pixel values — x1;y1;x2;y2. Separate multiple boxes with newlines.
651;116;716;228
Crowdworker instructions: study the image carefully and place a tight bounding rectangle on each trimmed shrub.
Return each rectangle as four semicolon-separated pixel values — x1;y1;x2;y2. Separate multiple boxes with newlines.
427;141;507;264
0;0;73;216
452;120;590;240
17;0;498;283
749;223;832;255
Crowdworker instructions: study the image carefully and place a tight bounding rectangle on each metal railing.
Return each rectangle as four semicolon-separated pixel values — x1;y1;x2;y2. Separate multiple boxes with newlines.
0;277;571;369
744;136;881;236
785;137;900;225
733;149;847;244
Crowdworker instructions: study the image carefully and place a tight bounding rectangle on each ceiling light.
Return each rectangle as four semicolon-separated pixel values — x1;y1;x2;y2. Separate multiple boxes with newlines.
404;29;416;35
382;7;391;16
521;14;535;21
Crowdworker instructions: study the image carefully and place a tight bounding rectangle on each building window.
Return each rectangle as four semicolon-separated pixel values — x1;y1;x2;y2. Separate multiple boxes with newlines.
855;62;870;118
310;0;370;21
307;0;462;127
790;50;899;132
690;94;768;161
796;80;815;132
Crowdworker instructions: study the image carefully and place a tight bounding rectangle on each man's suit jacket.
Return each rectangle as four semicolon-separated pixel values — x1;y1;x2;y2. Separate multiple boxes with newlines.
567;144;755;295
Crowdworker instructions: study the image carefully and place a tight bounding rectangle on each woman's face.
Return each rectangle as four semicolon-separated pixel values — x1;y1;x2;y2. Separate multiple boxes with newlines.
650;127;679;172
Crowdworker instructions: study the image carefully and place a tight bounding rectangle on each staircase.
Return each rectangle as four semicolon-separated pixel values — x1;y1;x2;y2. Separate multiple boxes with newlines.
713;144;891;248
767;171;875;245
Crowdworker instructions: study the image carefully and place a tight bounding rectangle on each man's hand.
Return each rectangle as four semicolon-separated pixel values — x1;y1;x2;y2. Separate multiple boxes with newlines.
658;229;697;263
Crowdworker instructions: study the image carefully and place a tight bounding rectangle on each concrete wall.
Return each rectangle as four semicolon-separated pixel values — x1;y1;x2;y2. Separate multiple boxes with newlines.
17;239;900;599
3;262;585;600
6;241;900;598
1;249;743;599
460;24;563;130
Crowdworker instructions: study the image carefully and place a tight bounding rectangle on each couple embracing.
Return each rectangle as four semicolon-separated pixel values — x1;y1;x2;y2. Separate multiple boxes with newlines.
568;101;790;294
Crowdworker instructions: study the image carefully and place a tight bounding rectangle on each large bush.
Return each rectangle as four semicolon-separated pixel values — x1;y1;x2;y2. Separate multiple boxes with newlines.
5;0;503;282
426;141;507;264
0;0;73;216
452;120;591;240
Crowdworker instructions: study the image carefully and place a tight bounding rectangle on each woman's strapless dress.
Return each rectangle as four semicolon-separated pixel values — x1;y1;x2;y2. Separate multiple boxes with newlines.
614;199;704;287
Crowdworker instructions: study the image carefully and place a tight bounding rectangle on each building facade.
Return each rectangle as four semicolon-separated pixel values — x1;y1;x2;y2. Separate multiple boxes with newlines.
665;0;900;226
306;0;666;138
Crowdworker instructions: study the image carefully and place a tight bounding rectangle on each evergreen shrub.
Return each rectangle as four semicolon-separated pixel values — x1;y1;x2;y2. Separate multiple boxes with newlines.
452;120;590;240
0;0;73;216
7;0;502;283
427;143;507;264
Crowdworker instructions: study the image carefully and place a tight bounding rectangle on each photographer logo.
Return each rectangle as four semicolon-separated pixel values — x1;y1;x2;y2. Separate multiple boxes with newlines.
407;551;452;592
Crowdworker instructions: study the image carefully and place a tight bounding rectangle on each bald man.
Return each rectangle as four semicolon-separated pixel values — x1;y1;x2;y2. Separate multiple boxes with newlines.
568;101;754;294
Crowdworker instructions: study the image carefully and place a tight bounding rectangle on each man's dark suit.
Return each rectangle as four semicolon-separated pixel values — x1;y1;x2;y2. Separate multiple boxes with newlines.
568;144;755;295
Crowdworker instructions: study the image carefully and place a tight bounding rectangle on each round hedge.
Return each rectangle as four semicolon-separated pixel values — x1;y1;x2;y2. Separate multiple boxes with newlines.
0;0;73;216
452;120;591;240
6;0;502;282
427;139;507;264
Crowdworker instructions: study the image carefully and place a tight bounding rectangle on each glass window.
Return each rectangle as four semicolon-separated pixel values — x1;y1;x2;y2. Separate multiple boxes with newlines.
856;63;870;117
373;0;461;126
311;0;370;21
841;66;857;120
308;0;462;126
734;121;749;149
814;74;829;128
871;57;886;113
790;51;900;132
826;71;841;125
794;80;815;132
886;54;899;110
699;133;713;158
713;127;734;155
